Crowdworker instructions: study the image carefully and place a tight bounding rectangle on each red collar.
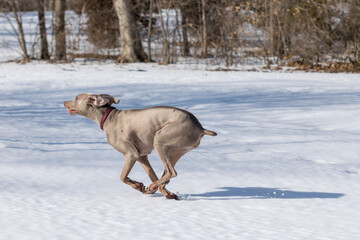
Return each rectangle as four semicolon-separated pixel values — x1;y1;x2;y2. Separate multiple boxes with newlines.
100;107;115;130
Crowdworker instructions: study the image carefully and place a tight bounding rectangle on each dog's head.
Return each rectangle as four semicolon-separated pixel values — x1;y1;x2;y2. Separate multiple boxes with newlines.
64;93;120;116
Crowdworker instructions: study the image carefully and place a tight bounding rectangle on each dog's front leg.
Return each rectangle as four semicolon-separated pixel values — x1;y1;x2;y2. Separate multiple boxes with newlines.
120;154;145;193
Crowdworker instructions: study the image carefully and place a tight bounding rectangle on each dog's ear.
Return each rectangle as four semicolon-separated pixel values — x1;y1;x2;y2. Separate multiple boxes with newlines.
99;94;120;105
87;94;120;107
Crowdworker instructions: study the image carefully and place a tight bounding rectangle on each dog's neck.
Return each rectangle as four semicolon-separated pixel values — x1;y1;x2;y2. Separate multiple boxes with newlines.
86;106;116;128
100;107;115;130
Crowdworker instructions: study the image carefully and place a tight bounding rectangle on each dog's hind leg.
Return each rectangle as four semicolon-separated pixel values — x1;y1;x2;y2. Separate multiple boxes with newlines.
145;122;203;199
146;147;189;199
139;155;177;196
158;148;189;199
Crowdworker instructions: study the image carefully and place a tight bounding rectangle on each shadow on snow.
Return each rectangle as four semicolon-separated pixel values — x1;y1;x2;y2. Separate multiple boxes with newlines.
186;187;344;200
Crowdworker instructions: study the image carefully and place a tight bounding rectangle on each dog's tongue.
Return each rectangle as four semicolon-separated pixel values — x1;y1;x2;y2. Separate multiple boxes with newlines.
68;109;77;114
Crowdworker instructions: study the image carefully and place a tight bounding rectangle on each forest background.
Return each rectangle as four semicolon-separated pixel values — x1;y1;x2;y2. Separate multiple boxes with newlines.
1;0;360;72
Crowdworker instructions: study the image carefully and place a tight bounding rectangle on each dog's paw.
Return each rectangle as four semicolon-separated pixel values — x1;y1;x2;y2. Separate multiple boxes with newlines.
144;185;158;194
166;193;179;200
132;182;145;193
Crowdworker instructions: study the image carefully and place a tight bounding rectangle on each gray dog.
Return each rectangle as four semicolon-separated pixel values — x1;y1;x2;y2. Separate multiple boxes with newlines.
64;93;217;200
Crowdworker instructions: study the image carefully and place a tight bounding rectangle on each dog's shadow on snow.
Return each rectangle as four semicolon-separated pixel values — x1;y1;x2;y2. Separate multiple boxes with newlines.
182;187;344;201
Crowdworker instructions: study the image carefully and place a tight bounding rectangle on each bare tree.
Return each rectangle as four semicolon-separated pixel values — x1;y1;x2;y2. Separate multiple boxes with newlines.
180;5;190;57
85;0;119;50
147;0;154;62
55;0;66;60
113;0;148;63
38;0;49;59
200;0;207;58
344;1;360;61
4;0;29;61
156;0;170;64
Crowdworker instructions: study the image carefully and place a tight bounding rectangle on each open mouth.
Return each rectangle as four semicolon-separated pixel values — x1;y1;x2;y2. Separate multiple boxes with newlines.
68;109;79;114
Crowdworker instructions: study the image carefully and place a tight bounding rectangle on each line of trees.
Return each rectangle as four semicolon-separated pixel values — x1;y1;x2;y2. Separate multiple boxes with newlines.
1;0;359;69
1;0;67;61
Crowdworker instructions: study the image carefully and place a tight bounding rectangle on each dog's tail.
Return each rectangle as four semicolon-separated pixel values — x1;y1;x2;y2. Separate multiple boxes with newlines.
203;129;217;136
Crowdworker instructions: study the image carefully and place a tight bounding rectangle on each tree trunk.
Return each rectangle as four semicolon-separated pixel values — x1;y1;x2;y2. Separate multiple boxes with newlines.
147;0;153;62
113;0;147;63
54;0;66;60
180;7;190;57
269;0;275;56
201;0;207;58
157;0;170;64
38;0;49;60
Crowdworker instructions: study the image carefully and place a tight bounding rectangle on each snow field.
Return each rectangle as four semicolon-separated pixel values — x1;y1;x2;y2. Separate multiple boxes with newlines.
0;62;360;239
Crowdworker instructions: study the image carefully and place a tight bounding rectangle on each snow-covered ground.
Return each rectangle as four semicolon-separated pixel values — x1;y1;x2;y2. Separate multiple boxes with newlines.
0;62;360;239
